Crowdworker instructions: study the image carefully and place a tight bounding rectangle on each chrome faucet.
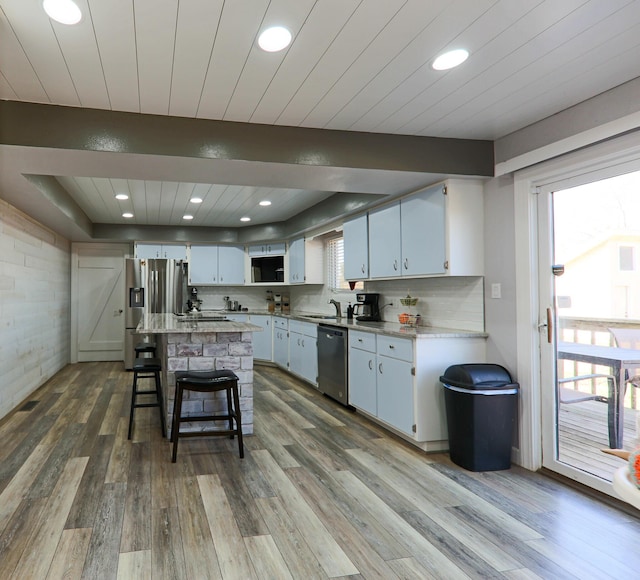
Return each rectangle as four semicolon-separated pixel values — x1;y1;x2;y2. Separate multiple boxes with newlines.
329;299;342;318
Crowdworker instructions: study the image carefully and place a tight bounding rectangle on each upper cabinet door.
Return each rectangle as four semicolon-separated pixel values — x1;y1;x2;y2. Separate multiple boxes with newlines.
135;243;162;259
189;245;219;285
288;238;304;283
162;244;188;260
218;245;245;285
401;185;446;276
368;202;401;278
248;243;286;256
344;214;369;280
135;243;186;260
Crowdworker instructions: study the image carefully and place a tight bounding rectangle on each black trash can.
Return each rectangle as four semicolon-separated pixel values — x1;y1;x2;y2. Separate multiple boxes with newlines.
440;364;519;472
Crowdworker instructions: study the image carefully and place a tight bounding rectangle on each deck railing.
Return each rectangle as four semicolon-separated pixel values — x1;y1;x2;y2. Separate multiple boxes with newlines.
559;316;640;410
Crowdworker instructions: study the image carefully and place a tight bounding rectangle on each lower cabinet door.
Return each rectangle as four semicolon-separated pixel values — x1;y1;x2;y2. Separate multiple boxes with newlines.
251;315;272;361
289;332;304;376
274;330;289;369
301;335;317;386
290;333;317;385
376;355;414;436
349;347;377;415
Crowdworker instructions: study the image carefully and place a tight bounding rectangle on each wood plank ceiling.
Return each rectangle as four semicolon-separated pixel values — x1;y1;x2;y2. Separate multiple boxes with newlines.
1;0;640;231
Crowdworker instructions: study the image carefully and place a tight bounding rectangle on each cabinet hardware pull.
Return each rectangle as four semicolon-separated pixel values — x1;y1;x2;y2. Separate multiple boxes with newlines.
389;345;395;349
393;260;398;271
361;264;365;273
404;258;408;269
368;360;373;370
378;363;383;374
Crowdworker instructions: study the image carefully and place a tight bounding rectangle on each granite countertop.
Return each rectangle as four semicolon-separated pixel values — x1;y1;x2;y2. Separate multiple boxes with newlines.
136;313;262;334
190;309;487;340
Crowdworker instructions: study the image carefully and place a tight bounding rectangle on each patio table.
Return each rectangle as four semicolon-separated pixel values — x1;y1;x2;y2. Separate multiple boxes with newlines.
557;341;640;448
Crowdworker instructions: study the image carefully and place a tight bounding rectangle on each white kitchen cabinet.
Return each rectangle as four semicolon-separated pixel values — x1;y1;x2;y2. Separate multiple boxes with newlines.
135;243;187;260
364;179;483;279
376;336;414;436
218;245;245;284
248;243;286;256
251;315;272;361
368;202;401;278
289;320;317;386
401;185;446;276
288;238;323;284
225;314;247;322
273;317;289;369
288;238;304;283
343;214;369;280
368;186;445;278
348;330;377;414
348;329;486;451
188;245;244;285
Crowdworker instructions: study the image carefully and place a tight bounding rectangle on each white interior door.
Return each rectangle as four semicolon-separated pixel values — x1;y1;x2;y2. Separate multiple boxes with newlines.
72;244;129;362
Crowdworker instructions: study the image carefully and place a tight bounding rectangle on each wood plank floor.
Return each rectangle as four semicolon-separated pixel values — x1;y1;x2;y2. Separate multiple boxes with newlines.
1;362;640;579
558;400;639;480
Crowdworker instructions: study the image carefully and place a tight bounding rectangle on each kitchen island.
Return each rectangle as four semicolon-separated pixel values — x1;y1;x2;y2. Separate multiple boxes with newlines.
136;313;262;437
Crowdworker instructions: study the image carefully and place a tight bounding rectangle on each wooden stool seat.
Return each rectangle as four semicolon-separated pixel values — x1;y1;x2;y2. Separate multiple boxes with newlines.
171;369;243;462
128;357;166;439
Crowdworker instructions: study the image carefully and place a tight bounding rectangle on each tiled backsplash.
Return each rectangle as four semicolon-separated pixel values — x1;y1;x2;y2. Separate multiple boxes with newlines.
195;276;484;332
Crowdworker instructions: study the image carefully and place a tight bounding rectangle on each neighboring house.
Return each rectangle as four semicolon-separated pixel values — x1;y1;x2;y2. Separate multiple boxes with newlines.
557;233;640;320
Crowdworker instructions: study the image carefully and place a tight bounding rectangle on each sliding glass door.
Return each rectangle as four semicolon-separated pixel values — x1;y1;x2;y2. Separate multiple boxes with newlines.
539;171;640;493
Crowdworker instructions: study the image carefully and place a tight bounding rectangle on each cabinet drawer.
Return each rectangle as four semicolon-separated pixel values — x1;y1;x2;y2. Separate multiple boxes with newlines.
290;320;317;337
377;335;413;362
273;317;289;330
349;330;376;353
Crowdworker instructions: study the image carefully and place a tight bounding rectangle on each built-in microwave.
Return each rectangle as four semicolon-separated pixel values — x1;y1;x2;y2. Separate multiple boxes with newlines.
251;256;285;283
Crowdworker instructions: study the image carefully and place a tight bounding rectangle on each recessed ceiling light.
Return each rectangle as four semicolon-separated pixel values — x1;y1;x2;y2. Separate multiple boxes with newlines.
115;193;128;200
432;49;469;71
183;214;194;220
240;217;251;222
190;197;203;204
258;26;292;52
259;200;272;206
122;212;134;219
43;0;82;25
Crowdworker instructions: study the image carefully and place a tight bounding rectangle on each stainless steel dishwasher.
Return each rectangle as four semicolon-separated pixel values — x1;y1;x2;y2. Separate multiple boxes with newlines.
317;324;349;405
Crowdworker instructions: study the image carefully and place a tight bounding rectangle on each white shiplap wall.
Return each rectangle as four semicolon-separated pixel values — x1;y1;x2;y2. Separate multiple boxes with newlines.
0;199;71;420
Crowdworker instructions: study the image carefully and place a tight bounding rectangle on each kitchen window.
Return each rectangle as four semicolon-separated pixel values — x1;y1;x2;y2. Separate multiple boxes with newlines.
326;235;362;291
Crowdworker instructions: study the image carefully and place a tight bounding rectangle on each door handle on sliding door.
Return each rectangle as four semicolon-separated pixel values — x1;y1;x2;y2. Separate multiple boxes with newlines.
538;308;553;343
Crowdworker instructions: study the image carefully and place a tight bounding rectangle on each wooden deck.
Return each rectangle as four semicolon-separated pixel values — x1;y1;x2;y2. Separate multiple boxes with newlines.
558;399;638;481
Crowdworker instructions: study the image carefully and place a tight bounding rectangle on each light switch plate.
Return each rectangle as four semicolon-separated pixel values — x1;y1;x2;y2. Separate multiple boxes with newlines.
491;283;501;299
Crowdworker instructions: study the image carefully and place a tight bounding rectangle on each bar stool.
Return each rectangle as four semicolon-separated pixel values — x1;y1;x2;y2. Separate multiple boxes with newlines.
135;341;157;358
171;370;243;462
128;358;166;439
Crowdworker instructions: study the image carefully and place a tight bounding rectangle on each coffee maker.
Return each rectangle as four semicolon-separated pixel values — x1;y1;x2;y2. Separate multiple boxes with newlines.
353;293;381;322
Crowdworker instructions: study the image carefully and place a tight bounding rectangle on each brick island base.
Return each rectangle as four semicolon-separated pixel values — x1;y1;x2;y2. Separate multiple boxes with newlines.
156;331;254;438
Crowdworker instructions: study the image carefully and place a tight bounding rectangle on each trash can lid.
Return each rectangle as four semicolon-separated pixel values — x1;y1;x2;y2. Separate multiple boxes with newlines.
440;363;518;391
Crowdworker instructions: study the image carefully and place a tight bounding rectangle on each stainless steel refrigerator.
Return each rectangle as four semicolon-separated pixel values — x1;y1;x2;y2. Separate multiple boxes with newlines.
124;258;188;369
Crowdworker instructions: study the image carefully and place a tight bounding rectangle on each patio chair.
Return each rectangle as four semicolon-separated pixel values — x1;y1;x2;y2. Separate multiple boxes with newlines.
608;327;640;397
558;375;609;404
